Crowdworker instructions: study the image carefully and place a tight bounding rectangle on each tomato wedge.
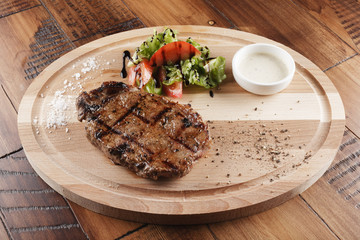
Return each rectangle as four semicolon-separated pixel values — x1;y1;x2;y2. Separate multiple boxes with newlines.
139;59;153;87
157;66;183;98
163;80;183;98
149;41;201;67
127;59;153;87
127;65;137;86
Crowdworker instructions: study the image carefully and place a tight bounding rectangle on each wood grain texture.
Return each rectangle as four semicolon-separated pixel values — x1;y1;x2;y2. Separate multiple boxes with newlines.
122;0;233;28
209;0;356;70
17;26;345;224
324;55;360;137
71;16;144;48
0;0;40;18
41;0;144;42
121;224;216;240
25;18;75;81
0;6;74;109
0;150;88;240
301;128;360;239
69;201;142;240
0;0;358;238
331;0;360;53
208;196;337;239
0;87;21;156
0;224;9;240
294;0;360;53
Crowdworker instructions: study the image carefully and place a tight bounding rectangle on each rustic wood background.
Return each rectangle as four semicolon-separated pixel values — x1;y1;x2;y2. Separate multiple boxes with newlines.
0;0;359;239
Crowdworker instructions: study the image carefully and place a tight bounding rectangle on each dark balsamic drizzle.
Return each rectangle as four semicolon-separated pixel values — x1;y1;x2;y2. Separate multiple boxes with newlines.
121;50;131;78
209;90;214;98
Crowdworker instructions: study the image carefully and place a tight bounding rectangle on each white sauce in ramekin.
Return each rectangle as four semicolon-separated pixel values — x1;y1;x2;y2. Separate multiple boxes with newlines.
239;53;288;84
232;43;295;95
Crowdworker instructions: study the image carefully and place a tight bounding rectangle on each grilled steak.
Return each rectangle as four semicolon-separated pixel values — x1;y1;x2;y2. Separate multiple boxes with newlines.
76;81;210;180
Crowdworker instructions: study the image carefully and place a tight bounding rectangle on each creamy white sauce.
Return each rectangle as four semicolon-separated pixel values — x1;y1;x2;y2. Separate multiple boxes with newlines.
239;53;288;83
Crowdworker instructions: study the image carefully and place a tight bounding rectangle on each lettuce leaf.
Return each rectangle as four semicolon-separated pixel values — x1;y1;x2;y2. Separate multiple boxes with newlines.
163;65;183;85
186;37;209;59
206;56;227;87
129;28;178;66
144;78;162;95
180;56;226;88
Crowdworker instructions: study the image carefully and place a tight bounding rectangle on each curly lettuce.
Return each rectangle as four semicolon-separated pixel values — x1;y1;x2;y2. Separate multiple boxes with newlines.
129;28;178;66
129;28;226;94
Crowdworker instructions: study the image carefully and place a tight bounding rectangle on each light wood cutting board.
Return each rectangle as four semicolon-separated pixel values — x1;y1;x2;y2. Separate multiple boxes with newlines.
17;25;345;225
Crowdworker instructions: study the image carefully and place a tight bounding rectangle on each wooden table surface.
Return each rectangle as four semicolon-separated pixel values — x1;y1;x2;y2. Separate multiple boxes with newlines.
0;0;359;239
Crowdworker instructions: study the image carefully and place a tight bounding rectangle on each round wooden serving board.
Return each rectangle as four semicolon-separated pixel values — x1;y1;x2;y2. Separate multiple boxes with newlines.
18;25;345;225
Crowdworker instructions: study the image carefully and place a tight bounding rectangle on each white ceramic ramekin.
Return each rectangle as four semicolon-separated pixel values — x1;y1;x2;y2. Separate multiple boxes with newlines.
232;43;295;95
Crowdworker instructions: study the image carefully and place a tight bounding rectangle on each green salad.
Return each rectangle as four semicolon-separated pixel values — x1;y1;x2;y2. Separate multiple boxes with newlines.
127;28;226;98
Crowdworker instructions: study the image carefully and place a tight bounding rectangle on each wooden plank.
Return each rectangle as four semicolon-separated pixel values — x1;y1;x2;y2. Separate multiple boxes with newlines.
208;197;337;239
293;0;360;53
69;201;143;240
0;223;9;240
301;128;360;239
209;0;356;70
324;55;360;136
0;0;40;18
72;17;145;47
332;0;360;52
122;0;232;28
120;224;216;240
41;0;144;43
0;6;74;109
0;87;21;156
3;208;77;229
0;189;67;208
0;150;88;240
11;227;87;240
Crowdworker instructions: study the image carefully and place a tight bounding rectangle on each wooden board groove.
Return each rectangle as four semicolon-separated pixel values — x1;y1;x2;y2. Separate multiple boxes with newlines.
18;26;345;224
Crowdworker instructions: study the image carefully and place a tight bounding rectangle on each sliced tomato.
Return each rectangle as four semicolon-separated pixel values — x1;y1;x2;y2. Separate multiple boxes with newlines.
157;66;182;98
149;41;201;66
139;59;153;87
127;65;137;86
127;59;153;88
163;81;183;98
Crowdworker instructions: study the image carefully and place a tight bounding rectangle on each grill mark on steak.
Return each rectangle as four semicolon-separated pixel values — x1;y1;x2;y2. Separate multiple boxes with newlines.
77;81;210;179
95;118;155;156
111;101;141;127
169;137;195;153
152;107;171;124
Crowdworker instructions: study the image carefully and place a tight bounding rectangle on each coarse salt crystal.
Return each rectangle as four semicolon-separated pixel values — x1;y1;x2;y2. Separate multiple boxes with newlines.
45;57;104;131
33;117;38;124
81;57;98;74
46;90;69;129
73;73;81;80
